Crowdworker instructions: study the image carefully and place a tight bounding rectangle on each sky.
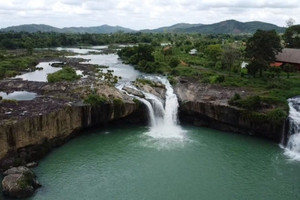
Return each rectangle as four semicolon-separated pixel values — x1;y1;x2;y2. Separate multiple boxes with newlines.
0;0;299;30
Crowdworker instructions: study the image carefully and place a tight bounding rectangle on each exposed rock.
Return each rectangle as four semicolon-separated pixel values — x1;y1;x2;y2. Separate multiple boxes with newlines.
134;82;166;100
2;166;41;198
123;86;145;98
175;79;284;142
26;162;38;168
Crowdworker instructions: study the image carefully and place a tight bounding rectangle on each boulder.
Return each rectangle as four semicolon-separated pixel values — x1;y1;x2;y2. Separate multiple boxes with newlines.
123;86;145;98
2;166;41;198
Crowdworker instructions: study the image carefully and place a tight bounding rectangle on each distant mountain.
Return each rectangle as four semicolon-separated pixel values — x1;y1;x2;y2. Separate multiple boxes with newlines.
0;24;135;34
0;24;62;33
61;25;134;34
0;20;285;34
180;20;285;34
141;23;202;33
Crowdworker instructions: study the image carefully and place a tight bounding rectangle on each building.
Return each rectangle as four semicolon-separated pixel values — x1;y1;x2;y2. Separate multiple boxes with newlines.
275;48;300;70
189;49;198;55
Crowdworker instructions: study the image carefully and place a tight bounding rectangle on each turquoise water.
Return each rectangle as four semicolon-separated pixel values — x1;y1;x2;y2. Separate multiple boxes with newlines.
24;125;300;200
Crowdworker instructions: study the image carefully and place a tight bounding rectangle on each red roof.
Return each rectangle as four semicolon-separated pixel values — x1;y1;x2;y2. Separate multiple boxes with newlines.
270;62;283;67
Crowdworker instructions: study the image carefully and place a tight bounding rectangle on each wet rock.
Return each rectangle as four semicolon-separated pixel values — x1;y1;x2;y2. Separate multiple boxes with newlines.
123;87;145;98
26;162;38;168
2;166;41;199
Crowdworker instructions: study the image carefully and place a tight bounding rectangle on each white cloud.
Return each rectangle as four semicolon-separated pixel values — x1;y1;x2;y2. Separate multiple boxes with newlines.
0;0;299;29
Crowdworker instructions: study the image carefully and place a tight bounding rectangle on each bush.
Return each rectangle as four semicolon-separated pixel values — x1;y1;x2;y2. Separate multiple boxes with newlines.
169;57;180;68
266;108;287;124
209;75;225;83
1;99;18;104
229;95;261;110
47;67;81;83
113;98;124;106
84;94;107;106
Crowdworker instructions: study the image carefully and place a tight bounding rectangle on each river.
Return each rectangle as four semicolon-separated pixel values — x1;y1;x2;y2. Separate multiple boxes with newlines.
27;125;300;200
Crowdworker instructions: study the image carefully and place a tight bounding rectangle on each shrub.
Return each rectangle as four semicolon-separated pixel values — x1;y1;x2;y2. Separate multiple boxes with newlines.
84;94;107;106
169;57;180;68
209;75;225;84
47;67;81;83
113;98;124;106
1;99;18;104
266;108;287;124
229;95;261;110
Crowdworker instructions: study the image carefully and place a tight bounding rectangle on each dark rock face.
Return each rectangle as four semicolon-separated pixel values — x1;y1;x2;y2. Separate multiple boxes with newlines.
2;166;41;198
175;80;285;142
0;102;146;170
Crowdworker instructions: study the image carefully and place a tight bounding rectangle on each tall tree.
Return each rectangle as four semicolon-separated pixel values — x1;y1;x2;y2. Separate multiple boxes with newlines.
221;45;241;71
245;30;282;77
283;25;300;48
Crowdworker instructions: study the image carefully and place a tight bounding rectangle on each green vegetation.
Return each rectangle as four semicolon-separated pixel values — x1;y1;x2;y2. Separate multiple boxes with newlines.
135;78;156;86
245;30;282;77
97;69;120;85
0;49;72;80
47;67;81;83
1;99;18;104
283;25;300;48
0;28;299;125
17;171;35;189
84;94;107;106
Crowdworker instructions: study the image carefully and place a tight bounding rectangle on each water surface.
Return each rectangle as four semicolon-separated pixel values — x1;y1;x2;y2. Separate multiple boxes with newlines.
15;62;61;82
0;91;37;101
28;125;300;200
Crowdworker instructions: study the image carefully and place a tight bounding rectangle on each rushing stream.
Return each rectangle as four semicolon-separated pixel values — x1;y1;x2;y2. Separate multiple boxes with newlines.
3;47;299;199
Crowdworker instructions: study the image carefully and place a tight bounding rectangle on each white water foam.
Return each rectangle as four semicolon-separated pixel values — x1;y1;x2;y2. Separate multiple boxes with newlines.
120;76;185;141
284;97;300;161
145;77;185;140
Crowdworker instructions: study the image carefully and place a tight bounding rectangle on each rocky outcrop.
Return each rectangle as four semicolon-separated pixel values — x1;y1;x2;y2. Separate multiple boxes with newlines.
0;100;143;170
175;80;284;142
2;166;41;198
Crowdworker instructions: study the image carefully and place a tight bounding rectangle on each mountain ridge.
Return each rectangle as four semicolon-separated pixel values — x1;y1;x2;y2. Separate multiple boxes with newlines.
0;20;286;34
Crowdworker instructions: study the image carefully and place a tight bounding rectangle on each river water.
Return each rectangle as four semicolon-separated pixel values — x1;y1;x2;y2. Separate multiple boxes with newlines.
27;125;300;200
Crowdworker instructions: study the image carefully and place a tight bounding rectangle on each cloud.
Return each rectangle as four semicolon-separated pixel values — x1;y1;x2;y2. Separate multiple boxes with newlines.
0;0;299;29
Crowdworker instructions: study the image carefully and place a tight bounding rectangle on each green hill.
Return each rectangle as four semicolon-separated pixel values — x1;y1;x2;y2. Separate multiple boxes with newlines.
0;24;135;34
0;20;285;34
182;20;285;34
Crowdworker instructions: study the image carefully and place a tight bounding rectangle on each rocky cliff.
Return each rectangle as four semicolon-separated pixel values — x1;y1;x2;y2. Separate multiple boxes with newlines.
0;78;146;170
175;80;284;142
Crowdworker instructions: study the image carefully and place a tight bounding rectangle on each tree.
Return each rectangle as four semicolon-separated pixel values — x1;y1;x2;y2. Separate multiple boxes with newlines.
169;57;180;68
245;30;282;77
221;45;241;71
286;18;295;28
205;44;223;67
283;25;300;48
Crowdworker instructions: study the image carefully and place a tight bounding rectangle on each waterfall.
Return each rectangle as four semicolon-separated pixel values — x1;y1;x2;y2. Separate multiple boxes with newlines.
145;77;184;139
120;76;185;139
284;97;300;161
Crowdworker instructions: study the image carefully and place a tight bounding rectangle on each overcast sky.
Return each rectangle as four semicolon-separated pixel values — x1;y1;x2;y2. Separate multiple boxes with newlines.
0;0;299;29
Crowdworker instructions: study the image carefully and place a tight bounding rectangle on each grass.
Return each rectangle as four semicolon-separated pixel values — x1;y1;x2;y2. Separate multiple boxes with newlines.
84;94;107;106
47;67;81;83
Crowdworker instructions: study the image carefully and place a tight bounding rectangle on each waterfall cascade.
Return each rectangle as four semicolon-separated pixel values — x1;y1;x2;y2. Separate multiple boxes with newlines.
284;97;300;161
120;76;185;139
